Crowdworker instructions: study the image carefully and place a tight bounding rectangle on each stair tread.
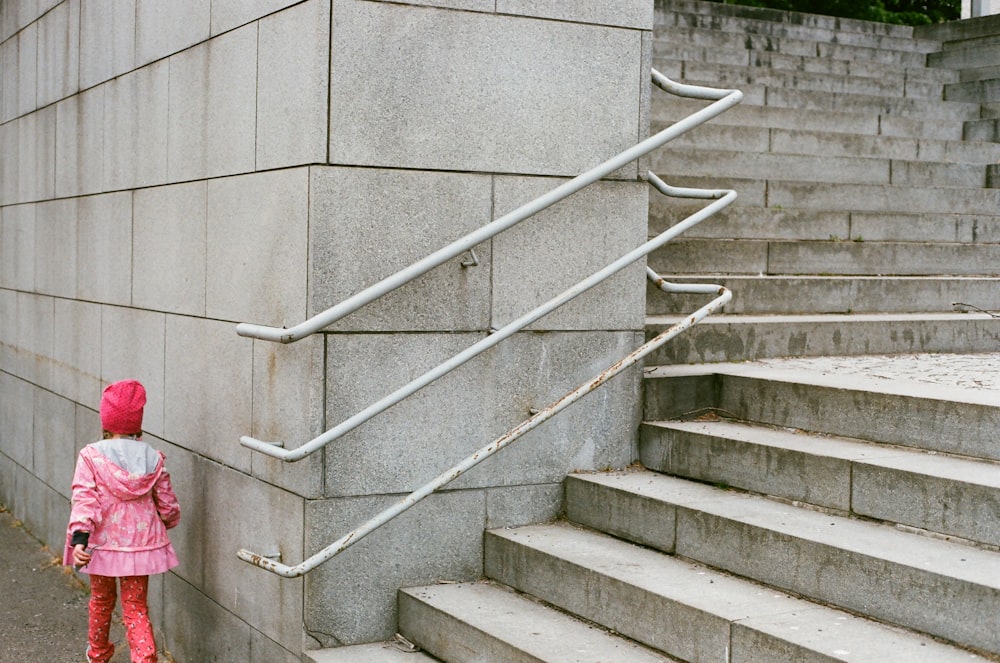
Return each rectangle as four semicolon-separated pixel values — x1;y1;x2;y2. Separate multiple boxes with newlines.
650;419;995;471
648;310;1000;323
303;642;440;662
488;521;989;661
573;471;1000;583
659;123;1000;162
401;582;680;662
654;22;938;56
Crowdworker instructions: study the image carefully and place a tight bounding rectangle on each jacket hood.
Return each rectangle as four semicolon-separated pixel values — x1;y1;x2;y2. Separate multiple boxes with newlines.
87;438;163;500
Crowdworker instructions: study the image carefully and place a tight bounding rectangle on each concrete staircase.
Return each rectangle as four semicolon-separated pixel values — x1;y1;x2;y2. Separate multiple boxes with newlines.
307;3;1000;661
312;364;1000;662
644;0;1000;364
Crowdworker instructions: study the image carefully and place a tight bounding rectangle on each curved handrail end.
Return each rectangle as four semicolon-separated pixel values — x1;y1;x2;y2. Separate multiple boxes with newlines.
237;548;301;578
240;435;290;458
235;322;297;344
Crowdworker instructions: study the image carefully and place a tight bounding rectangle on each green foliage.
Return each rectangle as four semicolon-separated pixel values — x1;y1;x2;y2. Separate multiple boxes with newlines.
711;0;960;25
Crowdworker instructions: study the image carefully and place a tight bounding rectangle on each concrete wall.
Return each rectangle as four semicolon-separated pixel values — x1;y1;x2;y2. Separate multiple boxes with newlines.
0;0;653;659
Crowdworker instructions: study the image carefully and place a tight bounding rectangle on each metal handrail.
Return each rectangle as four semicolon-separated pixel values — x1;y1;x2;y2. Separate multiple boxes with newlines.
236;72;742;576
235;70;740;345
239;278;731;577
238;75;742;460
238;176;738;576
241;175;735;462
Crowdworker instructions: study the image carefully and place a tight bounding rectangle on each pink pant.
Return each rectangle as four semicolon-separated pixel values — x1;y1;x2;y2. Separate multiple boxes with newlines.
87;575;157;663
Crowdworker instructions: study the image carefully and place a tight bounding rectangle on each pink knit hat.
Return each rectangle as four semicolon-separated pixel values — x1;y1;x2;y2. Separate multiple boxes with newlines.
100;380;146;434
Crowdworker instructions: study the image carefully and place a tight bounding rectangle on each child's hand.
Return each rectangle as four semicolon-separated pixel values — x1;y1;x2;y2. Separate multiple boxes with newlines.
73;544;92;568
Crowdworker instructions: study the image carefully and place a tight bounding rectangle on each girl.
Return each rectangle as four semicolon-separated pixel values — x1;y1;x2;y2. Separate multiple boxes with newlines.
65;379;181;663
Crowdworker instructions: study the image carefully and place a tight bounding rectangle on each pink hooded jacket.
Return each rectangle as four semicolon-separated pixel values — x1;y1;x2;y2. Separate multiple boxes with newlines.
64;438;180;577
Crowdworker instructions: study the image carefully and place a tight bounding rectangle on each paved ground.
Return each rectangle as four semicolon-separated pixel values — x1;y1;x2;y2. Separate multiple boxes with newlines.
0;506;170;663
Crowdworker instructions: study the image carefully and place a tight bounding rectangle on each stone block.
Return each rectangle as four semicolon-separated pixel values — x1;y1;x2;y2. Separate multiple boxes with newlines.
492;176;647;331
80;0;136;89
249;334;326;498
167;24;256;181
15;465;70;552
329;0;643;177
16;292;54;389
103;59;169;190
206;168;309;325
32;388;76;499
0;202;34;291
0;372;33;468
16;21;36;116
34;198;77;299
100;306;166;434
163;315;253;472
132;181;207;316
0;287;14;368
201;462;305;651
305;490;485;644
74;402;98;454
77;191;132;305
498;0;654;29
135;0;210;67
35;0;79;108
323;330;641;497
308;166;493;332
211;0;300;35
256;0;329;170
151;437;203;588
0;120;16;204
55;85;103;197
251;630;301;663
18;106;56;202
162;573;252;663
1;35;17;123
52;298;102;406
485;483;562;529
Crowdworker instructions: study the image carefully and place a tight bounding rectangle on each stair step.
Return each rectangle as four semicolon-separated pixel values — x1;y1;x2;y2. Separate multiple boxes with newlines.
639;418;1000;547
486;521;989;662
661;79;981;122
960;65;1000;84
646;275;1000;314
303;642;440;662
930;42;1000;70
917;12;1000;43
653;100;966;141
642;364;1000;461
760;180;1000;216
661;124;1000;163
654;41;960;85
651;200;1000;243
647;239;1000;277
654;8;941;57
565;471;1000;655
947;77;1000;104
654;59;942;101
966;118;1000;142
645;312;1000;362
398;582;680;663
665;0;918;40
652;146;988;187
